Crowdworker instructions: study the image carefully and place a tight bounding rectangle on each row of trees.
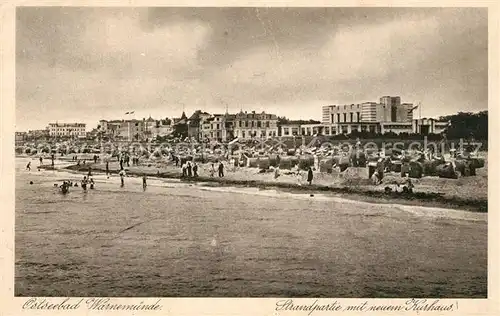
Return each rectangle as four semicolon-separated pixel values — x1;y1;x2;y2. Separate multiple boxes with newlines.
439;111;487;140
277;116;321;125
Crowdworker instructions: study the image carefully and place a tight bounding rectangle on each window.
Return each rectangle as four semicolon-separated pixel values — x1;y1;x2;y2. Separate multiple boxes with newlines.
350;113;353;122
242;131;246;138
266;121;270;128
257;121;261;128
239;121;242;127
357;112;361;122
337;114;340;123
343;113;347;122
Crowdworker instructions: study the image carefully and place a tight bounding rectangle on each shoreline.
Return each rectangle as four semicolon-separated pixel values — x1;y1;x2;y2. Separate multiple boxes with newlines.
44;162;488;213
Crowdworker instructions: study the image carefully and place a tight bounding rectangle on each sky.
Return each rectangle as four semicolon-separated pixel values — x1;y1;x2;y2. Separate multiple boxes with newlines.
16;7;488;131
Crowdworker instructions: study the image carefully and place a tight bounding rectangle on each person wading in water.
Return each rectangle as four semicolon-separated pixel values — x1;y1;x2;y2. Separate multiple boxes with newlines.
81;176;88;191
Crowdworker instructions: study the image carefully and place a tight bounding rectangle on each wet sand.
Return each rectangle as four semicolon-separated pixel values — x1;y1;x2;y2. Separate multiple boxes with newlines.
57;158;488;213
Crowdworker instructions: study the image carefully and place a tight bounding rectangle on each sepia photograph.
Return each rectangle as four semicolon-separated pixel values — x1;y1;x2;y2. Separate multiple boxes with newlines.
14;6;488;299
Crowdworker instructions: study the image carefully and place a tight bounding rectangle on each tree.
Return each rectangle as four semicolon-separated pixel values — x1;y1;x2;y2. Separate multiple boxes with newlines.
439;111;487;140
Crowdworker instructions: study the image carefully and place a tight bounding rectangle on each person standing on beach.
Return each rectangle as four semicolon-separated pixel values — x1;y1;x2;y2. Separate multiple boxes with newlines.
88;166;92;177
218;162;224;178
120;158;123;171
119;170;125;187
181;162;187;178
193;162;198;177
26;161;31;171
105;161;109;175
296;167;302;185
142;174;147;190
39;157;43;165
307;167;313;185
274;166;280;179
187;161;193;177
210;163;215;177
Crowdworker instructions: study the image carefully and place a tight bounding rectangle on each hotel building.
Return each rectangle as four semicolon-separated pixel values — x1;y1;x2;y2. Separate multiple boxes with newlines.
47;123;86;138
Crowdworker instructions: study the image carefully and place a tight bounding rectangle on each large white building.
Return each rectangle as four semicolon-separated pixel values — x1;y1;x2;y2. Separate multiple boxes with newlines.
314;96;447;135
47;123;86;138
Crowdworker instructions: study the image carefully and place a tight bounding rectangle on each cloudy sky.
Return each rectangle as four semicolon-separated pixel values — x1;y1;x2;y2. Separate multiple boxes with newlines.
16;7;487;131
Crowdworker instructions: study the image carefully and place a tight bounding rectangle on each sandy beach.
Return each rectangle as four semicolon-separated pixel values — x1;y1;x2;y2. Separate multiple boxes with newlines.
41;154;488;213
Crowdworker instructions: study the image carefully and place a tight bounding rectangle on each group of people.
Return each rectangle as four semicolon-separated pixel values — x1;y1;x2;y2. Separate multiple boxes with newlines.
208;162;225;178
181;161;199;178
57;176;95;194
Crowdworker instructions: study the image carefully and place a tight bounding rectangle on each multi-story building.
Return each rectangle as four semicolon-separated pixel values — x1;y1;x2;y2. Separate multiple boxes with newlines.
188;110;211;140
99;118;163;141
47;123;86;138
15;132;28;145
149;119;173;139
232;111;278;140
319;96;425;135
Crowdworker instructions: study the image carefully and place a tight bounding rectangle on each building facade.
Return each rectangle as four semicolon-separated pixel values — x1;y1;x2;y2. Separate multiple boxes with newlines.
317;95;426;135
99;117;174;141
15;132;28;145
232;111;278;140
322;96;415;126
48;123;86;138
